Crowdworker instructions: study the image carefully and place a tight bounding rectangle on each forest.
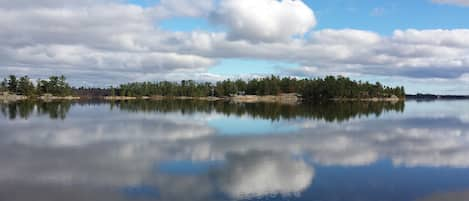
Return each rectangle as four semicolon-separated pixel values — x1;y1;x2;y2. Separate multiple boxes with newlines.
0;75;73;97
115;75;405;100
1;75;406;100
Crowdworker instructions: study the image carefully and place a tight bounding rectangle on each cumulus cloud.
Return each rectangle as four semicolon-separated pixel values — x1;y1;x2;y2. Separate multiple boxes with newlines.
211;0;317;42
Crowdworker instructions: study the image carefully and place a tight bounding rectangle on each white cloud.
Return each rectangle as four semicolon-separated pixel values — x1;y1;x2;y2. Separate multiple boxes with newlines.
211;0;316;42
392;29;469;48
311;29;382;45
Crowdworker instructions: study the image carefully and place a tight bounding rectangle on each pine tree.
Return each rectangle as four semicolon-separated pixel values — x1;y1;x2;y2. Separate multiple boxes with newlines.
0;78;7;92
8;75;18;94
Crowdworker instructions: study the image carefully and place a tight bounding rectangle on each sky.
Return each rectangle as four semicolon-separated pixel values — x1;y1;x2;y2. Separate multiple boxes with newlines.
1;0;469;94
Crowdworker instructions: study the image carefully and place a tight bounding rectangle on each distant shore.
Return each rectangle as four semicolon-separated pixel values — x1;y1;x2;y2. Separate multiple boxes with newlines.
406;94;469;100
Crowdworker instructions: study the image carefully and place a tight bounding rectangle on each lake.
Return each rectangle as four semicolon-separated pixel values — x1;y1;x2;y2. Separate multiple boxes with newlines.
1;100;469;201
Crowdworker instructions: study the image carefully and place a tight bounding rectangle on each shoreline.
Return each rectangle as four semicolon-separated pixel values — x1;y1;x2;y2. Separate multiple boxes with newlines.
1;92;405;103
102;94;404;103
103;94;299;104
0;94;28;102
104;95;224;101
229;94;300;104
330;97;404;102
0;93;81;102
39;96;81;101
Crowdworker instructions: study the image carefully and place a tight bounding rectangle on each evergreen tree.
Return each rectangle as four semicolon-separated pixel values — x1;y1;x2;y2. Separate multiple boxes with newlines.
17;76;35;96
0;78;7;92
110;87;116;97
8;75;18;94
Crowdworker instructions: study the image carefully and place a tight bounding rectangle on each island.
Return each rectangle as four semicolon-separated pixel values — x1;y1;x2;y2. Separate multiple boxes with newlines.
1;75;406;103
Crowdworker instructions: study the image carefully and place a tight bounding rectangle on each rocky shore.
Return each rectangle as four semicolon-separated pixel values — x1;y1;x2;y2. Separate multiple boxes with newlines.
229;93;300;104
2;91;403;104
0;92;27;102
104;96;140;100
0;92;81;102
102;93;404;104
104;94;300;104
330;95;403;102
39;94;81;101
104;95;223;101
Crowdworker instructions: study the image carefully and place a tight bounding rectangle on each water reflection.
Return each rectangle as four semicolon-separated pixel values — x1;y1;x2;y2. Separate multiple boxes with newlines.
1;100;71;120
1;99;404;122
214;151;314;199
0;100;469;201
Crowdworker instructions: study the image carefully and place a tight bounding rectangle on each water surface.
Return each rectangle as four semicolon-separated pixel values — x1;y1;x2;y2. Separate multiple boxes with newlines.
1;100;469;201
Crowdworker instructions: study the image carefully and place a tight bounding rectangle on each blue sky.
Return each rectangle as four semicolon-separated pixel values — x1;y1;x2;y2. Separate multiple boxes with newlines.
1;0;469;94
310;0;469;34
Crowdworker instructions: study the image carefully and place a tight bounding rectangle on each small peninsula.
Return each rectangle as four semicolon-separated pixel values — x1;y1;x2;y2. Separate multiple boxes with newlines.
0;75;79;101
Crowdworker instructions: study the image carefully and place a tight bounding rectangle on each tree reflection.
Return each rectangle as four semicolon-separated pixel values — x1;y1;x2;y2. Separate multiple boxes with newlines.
0;100;404;122
0;101;71;120
115;100;405;122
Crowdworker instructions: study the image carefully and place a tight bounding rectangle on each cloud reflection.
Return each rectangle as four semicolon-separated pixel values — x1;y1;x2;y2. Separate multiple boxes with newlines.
215;151;314;199
1;101;469;200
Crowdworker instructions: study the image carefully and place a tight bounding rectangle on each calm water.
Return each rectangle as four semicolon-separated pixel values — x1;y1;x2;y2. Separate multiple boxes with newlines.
1;100;469;201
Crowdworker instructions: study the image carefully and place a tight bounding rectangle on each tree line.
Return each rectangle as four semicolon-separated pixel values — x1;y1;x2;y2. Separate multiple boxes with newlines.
114;75;405;99
0;75;72;96
1;75;406;100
